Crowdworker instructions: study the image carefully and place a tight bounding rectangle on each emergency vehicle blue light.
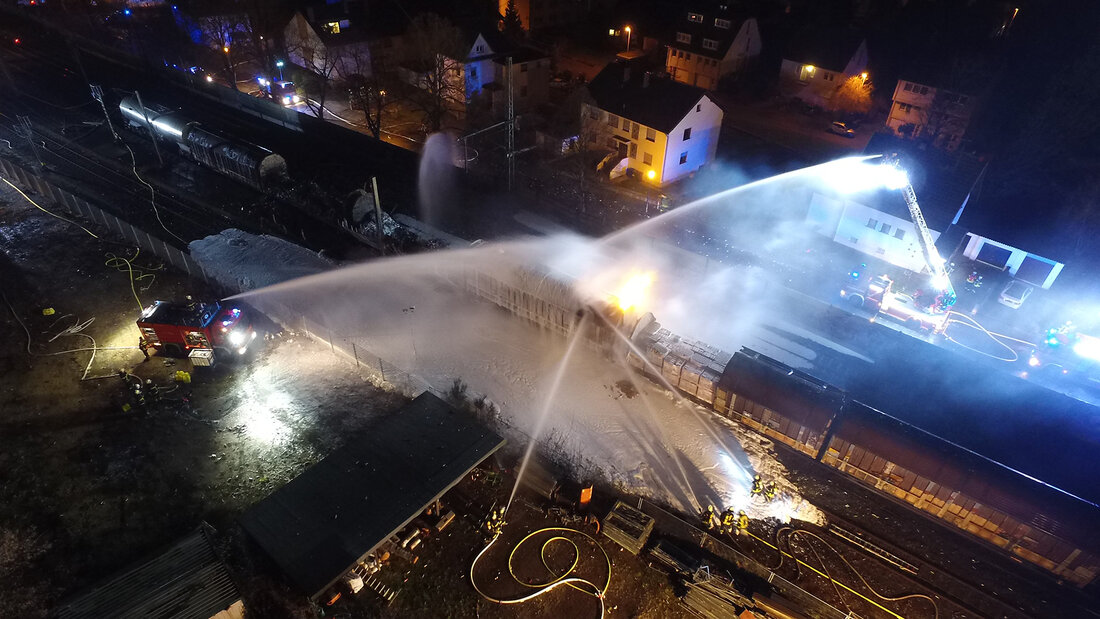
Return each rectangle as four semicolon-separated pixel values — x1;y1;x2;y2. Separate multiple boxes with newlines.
231;308;241;317
123;8;131;15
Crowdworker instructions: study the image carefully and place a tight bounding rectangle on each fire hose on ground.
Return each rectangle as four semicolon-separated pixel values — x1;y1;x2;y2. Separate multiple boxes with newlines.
470;526;612;617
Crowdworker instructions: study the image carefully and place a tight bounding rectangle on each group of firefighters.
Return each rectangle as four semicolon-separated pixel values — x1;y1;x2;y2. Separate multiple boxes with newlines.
484;505;508;538
700;475;779;536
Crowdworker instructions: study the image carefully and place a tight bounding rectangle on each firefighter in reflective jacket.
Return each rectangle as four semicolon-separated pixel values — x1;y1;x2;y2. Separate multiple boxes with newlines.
736;510;749;534
764;482;777;502
720;507;734;532
751;475;763;496
485;506;506;537
701;505;720;530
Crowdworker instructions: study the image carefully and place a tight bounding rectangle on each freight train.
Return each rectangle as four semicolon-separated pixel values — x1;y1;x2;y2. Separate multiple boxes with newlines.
464;266;1100;588
118;96;287;191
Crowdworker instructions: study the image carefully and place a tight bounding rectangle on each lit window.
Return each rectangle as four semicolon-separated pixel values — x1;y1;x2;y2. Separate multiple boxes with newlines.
679;151;688;165
324;21;341;34
643;152;653;165
688;12;703;23
646;127;656;142
702;38;719;51
676;32;691;44
799;65;815;81
715;18;731;29
683;127;691;140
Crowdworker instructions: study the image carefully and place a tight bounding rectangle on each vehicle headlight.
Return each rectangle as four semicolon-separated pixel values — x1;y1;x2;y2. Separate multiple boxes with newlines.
1028;355;1040;367
293;95;301;103
228;330;246;346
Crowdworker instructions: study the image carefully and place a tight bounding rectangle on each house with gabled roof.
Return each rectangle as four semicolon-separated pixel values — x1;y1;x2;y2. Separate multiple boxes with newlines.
665;2;762;90
584;59;723;186
779;34;869;106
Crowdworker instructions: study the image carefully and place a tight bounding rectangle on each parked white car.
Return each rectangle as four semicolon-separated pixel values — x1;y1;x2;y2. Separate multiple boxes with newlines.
998;280;1033;309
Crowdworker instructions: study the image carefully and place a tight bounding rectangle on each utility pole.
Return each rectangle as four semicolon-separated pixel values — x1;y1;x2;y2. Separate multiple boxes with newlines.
371;176;384;256
506;56;515;191
133;90;163;167
18;116;44;170
90;85;120;142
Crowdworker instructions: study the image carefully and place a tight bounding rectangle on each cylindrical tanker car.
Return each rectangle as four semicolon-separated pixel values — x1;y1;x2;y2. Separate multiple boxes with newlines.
119;95;287;191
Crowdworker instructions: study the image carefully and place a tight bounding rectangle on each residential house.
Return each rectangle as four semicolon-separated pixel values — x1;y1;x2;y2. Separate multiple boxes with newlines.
779;35;868;106
283;0;404;80
885;79;975;151
584;60;723;186
666;3;762;90
460;31;550;116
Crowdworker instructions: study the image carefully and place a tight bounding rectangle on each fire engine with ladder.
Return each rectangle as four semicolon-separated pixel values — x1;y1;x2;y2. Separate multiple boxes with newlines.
840;156;957;334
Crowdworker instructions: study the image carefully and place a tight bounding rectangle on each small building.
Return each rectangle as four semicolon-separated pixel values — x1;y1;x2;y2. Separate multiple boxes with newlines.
283;0;404;80
463;31;550;116
665;3;762;90
55;524;243;619
885;79;976;151
779;34;869;107
584;60;723;186
240;392;505;601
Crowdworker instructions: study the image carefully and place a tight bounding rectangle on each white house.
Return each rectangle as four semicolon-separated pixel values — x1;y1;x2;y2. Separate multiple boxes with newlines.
665;4;762;90
585;60;723;186
957;233;1063;289
283;3;404;80
779;36;868;106
807;190;936;273
885;79;975;151
462;32;549;114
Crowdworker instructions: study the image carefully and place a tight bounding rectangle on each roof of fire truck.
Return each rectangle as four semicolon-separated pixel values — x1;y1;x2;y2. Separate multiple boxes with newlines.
139;300;223;328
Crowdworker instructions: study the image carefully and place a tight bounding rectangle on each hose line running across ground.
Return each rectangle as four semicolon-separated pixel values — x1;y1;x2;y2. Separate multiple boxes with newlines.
470;527;612;617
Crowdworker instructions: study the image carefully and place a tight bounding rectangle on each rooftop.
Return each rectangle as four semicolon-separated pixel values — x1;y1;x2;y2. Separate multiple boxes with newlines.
240;392;505;599
587;60;709;134
55;524;242;619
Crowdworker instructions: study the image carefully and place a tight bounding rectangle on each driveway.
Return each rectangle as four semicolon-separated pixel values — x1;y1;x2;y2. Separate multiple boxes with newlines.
711;94;877;160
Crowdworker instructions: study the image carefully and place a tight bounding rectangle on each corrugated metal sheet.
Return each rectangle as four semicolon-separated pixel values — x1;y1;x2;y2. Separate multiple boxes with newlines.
55;524;240;619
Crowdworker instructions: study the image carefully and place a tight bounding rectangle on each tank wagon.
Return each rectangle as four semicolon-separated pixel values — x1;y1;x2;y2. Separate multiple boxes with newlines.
467;269;1100;588
119;96;287;191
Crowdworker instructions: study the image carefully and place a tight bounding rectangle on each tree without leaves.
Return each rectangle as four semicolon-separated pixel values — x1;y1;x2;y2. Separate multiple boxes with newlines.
198;14;250;90
403;13;466;133
830;75;873;116
283;29;343;120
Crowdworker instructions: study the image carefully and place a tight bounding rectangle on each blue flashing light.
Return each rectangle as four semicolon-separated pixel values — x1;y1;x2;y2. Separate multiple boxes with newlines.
172;4;178;9
123;8;131;16
850;271;860;279
231;308;241;317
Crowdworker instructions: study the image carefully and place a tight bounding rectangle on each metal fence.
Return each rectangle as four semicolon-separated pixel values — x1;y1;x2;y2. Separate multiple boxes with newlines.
0;157;209;280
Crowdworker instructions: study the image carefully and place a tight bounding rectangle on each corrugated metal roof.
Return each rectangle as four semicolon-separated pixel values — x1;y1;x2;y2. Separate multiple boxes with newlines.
240;392;505;600
54;524;241;619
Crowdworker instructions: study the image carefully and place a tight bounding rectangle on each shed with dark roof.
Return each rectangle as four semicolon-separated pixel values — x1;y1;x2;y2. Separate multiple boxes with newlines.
54;524;243;619
240;392;505;600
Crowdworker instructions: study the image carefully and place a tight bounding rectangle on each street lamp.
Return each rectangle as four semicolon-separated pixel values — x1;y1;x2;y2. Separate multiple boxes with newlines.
276;59;285;81
624;26;632;51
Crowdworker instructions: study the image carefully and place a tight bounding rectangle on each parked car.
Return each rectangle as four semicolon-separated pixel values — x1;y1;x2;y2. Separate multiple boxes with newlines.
998;280;1033;309
829;121;856;138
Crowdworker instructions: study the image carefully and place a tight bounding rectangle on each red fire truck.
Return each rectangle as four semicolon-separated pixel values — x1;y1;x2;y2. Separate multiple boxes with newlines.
137;300;256;365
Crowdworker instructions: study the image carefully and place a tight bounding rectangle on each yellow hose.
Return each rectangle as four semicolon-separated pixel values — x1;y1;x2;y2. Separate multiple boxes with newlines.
470;526;612;617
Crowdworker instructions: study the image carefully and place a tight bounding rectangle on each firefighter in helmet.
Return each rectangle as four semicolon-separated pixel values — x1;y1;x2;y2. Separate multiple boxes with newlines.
485;506;506;538
736;510;749;535
720;507;737;535
701;505;719;531
764;482;777;502
751;475;763;496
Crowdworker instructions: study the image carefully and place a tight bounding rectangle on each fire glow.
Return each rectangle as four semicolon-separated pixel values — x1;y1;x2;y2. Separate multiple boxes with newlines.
615;272;654;311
